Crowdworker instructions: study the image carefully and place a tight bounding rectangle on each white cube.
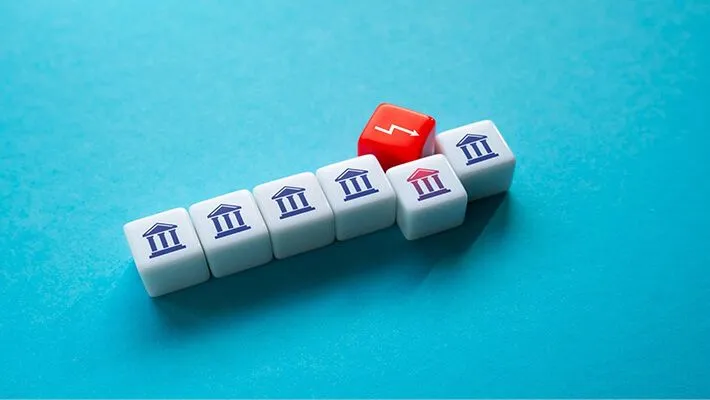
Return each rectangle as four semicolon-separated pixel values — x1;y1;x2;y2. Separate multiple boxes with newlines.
123;208;210;297
386;154;467;240
188;190;273;278
434;119;516;201
253;172;335;259
315;154;396;241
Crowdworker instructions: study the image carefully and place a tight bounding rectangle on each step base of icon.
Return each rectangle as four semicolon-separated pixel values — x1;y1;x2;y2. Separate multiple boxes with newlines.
123;111;516;297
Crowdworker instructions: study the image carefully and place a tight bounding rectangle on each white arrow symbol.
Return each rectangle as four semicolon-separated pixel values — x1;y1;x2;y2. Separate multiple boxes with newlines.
374;123;419;137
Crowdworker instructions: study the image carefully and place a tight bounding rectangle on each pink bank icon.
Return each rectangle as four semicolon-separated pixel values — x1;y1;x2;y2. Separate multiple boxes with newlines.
406;168;451;201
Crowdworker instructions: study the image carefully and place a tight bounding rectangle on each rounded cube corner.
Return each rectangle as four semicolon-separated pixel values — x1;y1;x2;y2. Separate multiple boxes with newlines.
314;164;329;178
164;207;189;216
374;102;396;111
251;182;269;197
297;171;317;180
186;202;201;216
122;220;136;234
401;230;420;241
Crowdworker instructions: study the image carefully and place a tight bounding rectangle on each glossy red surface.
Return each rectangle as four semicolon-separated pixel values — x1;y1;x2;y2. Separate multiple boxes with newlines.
357;103;436;171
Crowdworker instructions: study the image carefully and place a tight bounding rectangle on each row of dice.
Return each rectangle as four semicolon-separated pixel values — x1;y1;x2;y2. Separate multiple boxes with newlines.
124;110;515;297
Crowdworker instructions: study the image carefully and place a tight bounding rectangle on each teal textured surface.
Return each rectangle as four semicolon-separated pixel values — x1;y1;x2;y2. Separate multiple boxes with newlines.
1;0;709;397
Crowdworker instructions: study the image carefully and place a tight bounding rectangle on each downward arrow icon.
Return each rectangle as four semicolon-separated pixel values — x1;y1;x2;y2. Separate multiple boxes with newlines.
374;124;419;137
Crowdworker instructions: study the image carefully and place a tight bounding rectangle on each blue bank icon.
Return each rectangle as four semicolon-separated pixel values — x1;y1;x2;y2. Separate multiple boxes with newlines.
335;168;379;202
456;134;499;165
407;168;451;201
272;186;315;219
207;203;251;239
143;222;186;258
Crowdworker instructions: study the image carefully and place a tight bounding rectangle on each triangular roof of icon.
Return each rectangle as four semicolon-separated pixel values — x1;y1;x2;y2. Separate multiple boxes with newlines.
143;222;178;237
456;134;488;147
407;168;439;182
272;186;306;199
335;168;368;181
207;203;241;218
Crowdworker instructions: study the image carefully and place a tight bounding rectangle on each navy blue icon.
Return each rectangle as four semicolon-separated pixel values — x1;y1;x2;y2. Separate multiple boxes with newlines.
207;203;251;239
272;186;316;219
456;134;499;165
335;168;379;202
407;168;451;201
143;223;186;258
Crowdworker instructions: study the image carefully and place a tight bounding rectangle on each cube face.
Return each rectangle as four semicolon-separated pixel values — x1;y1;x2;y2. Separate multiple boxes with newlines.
252;172;335;259
315;154;396;240
435;120;516;201
188;190;273;278
386;155;468;240
123;208;209;297
357;103;436;171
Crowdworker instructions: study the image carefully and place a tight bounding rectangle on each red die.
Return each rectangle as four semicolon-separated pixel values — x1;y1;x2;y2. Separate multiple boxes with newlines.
357;103;436;171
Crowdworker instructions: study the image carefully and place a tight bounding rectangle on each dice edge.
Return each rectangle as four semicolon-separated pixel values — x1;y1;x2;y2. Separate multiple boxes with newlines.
270;213;335;259
435;120;517;201
206;230;273;278
333;193;396;241
187;189;270;254
122;207;194;269
123;207;210;297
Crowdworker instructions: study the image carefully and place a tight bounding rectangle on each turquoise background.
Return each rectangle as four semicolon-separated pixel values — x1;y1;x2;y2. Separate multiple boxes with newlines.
1;0;709;397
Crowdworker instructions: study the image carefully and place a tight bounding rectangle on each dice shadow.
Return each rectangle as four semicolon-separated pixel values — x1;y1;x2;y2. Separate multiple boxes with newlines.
401;192;510;269
150;192;509;331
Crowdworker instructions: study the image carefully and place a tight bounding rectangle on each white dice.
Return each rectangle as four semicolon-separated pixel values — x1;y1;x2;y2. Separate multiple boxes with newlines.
253;172;335;259
386;154;468;240
435;119;516;201
188;190;273;278
315;154;396;240
123;208;210;297
124;119;513;296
